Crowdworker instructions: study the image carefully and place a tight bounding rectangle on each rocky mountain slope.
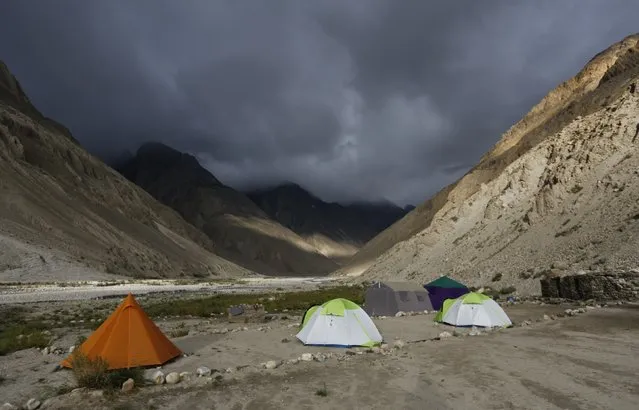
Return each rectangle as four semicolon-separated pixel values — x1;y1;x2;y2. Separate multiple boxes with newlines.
0;61;253;282
341;33;639;295
117;143;340;276
247;183;408;262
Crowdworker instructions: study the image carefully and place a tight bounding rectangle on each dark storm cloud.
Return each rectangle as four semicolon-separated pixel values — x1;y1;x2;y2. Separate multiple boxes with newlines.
0;0;637;205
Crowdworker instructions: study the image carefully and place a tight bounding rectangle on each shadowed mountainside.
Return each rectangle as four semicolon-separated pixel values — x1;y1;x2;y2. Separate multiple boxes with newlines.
117;143;341;276
0;61;254;281
247;183;408;262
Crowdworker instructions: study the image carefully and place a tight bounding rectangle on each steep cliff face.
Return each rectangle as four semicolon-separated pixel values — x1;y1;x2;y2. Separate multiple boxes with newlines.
0;61;253;281
341;34;639;294
118;144;340;276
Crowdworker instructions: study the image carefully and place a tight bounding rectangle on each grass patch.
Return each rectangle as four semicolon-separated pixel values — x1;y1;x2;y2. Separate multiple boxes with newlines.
144;285;366;318
69;350;145;390
315;382;328;397
0;307;51;355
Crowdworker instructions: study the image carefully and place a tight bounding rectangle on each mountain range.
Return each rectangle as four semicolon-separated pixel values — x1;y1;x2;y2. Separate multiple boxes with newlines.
1;33;638;293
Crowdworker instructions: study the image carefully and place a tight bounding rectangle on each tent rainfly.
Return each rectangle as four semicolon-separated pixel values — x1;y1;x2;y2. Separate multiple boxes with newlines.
435;292;512;328
363;281;434;316
61;293;182;370
296;298;383;347
424;275;469;311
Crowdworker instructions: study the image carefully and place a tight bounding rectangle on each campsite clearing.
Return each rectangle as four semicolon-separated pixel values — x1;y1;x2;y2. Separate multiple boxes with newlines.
0;294;637;410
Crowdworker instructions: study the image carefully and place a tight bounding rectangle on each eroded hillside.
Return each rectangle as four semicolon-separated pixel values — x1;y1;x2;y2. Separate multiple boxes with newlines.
0;61;253;281
342;34;639;294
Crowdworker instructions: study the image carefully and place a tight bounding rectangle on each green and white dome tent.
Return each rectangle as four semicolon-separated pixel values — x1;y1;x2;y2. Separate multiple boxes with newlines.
296;298;383;347
435;292;512;328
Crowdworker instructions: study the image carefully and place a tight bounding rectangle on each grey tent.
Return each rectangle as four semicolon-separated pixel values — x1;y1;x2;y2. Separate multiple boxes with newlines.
363;281;434;316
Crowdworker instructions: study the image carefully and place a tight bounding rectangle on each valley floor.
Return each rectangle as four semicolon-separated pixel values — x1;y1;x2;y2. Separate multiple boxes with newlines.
0;297;637;409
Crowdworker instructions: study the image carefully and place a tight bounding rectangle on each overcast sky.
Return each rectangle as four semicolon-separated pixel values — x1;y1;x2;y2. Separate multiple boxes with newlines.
0;1;637;206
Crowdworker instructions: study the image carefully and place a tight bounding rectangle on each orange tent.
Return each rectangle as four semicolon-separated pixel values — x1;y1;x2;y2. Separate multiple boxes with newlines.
61;293;182;370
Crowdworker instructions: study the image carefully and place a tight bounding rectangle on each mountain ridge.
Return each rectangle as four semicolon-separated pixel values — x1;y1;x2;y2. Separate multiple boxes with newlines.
340;33;639;294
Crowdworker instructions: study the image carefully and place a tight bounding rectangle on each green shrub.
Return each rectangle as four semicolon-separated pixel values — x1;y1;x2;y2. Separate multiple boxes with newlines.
69;350;145;389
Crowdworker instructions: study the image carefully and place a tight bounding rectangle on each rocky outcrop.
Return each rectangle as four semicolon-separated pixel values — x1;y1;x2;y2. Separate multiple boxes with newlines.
540;271;639;300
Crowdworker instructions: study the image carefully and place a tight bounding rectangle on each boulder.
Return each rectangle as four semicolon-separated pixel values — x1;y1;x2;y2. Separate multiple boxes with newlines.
196;367;211;377
121;378;135;393
165;372;180;384
152;370;165;385
263;360;280;370
25;399;41;410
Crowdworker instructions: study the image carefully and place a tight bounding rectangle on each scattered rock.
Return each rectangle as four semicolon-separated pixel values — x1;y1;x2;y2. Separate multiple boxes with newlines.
152;370;165;385
423;310;429;314
469;326;481;336
393;340;406;349
543;314;551;321
395;311;406;317
41;347;49;355
314;353;327;362
300;353;313;362
286;359;299;365
263;360;280;370
380;343;389;350
196;367;212;377
166;372;180;384
25;399;41;410
438;331;452;339
179;372;193;381
121;378;135;392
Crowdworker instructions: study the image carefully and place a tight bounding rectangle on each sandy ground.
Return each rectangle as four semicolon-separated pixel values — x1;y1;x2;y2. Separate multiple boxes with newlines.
1;300;637;409
0;277;336;304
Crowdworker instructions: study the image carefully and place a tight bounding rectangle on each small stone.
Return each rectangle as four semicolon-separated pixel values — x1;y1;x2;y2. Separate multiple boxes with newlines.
263;360;280;369
423;310;429;314
286;359;299;365
121;378;135;392
196;366;211;377
395;311;406;317
370;347;381;354
89;390;104;398
42;347;49;355
345;350;357;356
224;368;234;373
165;372;180;384
380;343;389;350
393;340;406;349
300;353;313;362
179;372;193;381
314;353;327;362
281;338;290;343
577;308;587;314
438;331;452;339
152;370;165;385
25;399;41;410
543;314;551;321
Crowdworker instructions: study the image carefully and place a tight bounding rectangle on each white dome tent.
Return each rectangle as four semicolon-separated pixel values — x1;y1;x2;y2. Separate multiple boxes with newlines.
436;292;512;328
296;298;383;347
